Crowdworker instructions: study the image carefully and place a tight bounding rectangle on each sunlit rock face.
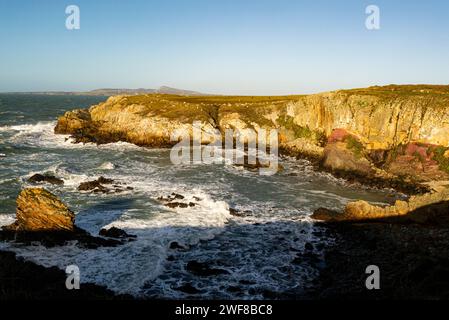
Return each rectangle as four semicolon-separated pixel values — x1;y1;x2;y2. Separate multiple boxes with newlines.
55;85;449;184
4;188;75;232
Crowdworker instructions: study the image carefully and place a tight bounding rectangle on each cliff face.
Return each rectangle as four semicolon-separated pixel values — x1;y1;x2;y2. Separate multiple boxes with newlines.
55;85;449;187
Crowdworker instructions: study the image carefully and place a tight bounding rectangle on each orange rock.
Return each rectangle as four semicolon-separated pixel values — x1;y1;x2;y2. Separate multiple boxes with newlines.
5;188;75;232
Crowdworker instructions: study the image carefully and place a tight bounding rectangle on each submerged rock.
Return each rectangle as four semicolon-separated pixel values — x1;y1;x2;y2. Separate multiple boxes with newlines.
186;261;230;277
28;174;64;186
158;193;197;209
169;241;189;250
165;202;195;209
228;208;252;217
175;283;203;294
78;177;121;193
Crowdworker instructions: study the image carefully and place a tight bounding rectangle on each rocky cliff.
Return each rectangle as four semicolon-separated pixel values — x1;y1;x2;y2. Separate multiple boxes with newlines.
55;85;449;191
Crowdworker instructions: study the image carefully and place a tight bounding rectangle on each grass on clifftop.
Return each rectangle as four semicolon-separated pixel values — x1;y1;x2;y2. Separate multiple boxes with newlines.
122;94;305;127
340;85;449;98
124;94;305;106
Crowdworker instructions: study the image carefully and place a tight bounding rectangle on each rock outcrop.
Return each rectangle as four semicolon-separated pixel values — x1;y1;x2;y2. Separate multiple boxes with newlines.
312;188;449;224
54;85;449;189
4;188;75;232
1;188;122;248
28;174;64;186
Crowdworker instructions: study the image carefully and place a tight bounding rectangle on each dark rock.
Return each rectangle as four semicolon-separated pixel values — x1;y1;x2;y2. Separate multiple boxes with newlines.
97;176;113;184
0;250;131;300
165;202;189;209
171;193;184;200
99;227;136;239
229;208;242;217
28;174;64;186
311;207;341;221
176;283;202;294
239;279;256;285
227;286;243;293
169;241;189;250
305;242;314;251
186;261;230;277
0;227;122;249
78;180;108;193
77;177;125;194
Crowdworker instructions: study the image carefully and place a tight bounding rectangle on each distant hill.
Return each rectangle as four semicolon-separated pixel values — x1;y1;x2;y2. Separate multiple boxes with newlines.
3;86;206;96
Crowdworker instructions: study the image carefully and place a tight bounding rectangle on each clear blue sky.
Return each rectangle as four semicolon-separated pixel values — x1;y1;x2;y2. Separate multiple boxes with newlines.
0;0;448;95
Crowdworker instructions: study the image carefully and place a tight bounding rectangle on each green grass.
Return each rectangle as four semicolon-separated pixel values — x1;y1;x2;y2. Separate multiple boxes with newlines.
277;115;327;146
345;135;365;159
432;146;449;174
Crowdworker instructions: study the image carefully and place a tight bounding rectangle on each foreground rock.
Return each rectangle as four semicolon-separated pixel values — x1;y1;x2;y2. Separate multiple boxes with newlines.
28;174;64;186
0;250;131;300
308;222;449;299
1;188;121;248
4;188;75;232
312;188;449;224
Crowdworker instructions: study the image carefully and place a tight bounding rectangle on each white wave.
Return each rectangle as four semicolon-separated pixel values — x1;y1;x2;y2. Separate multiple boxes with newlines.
23;164;90;189
0;214;15;227
98;162;115;170
3;189;233;296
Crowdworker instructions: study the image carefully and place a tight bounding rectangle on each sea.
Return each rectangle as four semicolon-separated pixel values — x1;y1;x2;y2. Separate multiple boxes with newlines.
0;94;396;299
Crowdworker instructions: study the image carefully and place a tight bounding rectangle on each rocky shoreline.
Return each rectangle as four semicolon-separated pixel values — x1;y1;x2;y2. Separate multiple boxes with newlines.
308;221;449;300
2;85;449;300
0;250;131;300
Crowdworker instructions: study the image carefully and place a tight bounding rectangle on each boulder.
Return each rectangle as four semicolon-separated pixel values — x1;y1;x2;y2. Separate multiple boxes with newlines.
3;188;74;232
99;227;136;239
78;177;114;193
28;174;64;186
0;188;123;248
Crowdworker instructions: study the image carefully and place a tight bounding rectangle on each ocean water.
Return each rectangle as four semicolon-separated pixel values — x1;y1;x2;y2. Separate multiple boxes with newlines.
0;94;397;299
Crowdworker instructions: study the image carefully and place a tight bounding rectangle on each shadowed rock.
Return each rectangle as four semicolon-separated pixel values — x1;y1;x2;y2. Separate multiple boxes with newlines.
186;261;230;277
99;227;136;239
78;177;115;193
28;174;64;186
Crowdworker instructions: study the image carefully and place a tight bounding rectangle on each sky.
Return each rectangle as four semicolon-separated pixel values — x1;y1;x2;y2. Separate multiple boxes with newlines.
0;0;448;95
